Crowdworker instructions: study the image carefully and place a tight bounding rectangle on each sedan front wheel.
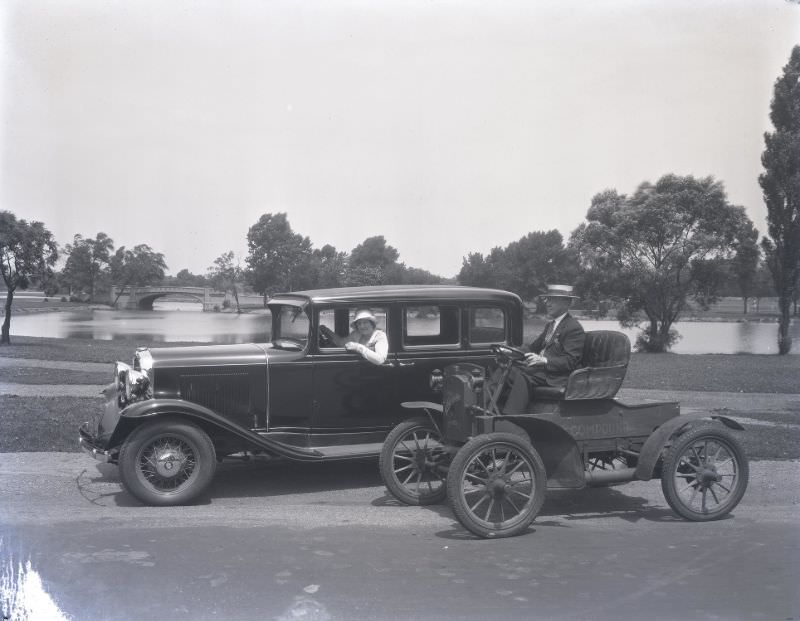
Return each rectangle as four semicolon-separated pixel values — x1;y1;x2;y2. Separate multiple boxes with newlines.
118;418;216;506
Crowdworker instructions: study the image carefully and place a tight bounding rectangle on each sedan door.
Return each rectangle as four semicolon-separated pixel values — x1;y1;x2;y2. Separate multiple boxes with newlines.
309;306;399;434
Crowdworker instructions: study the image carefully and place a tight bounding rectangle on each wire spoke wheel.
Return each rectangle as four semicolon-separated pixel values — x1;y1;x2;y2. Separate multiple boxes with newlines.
137;436;198;492
119;419;216;506
379;417;449;505
447;433;546;538
661;425;748;521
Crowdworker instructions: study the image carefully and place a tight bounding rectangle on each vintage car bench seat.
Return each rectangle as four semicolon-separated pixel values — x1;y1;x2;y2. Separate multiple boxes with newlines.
531;330;631;401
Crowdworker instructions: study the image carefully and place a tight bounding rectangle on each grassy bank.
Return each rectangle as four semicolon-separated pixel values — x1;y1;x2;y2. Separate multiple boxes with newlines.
0;396;102;452
1;336;798;457
0;336;196;364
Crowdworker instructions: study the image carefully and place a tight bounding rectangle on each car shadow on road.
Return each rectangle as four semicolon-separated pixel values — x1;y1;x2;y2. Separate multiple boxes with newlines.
540;487;678;522
411;486;684;541
78;457;387;506
206;458;384;499
370;492;456;520
78;459;696;529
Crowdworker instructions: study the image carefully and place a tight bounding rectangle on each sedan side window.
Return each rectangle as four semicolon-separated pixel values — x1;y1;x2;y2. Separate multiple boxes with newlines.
403;305;460;349
469;306;507;346
318;307;388;351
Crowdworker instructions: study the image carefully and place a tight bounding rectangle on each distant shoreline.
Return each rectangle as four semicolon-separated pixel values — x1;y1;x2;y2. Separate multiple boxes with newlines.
4;302;785;323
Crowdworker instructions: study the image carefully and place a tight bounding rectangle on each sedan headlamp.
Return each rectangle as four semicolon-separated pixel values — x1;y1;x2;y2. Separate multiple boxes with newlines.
125;368;151;403
114;361;151;406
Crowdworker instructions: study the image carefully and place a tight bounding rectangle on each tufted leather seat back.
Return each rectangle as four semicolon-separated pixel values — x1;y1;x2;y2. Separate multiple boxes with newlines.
581;330;631;368
562;330;631;400
532;330;631;401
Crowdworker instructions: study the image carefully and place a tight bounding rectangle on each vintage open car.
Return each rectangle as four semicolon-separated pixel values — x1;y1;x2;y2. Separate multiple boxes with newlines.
379;334;750;538
78;285;524;506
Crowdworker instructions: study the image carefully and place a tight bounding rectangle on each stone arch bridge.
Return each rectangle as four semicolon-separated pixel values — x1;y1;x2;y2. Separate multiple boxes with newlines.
111;286;230;311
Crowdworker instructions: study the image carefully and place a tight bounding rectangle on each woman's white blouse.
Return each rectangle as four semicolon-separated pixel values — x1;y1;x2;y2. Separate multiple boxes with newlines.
349;329;389;365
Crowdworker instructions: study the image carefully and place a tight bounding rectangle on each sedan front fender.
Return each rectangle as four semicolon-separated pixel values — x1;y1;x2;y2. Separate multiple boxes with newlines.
108;398;324;461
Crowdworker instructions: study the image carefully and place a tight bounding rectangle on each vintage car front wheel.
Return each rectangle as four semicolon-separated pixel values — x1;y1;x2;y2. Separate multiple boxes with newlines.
661;424;749;521
447;433;546;538
379;417;448;505
118;418;217;506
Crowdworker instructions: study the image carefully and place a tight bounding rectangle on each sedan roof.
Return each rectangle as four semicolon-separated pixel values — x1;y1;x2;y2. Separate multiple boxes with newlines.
267;285;521;306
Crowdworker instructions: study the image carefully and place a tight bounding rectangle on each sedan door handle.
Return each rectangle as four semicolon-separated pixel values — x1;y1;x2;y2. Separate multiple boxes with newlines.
397;361;416;367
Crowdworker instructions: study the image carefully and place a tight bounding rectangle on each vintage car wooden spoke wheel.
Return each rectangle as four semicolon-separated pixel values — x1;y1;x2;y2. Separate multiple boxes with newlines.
379;417;448;505
119;419;217;506
661;425;749;521
447;433;546;538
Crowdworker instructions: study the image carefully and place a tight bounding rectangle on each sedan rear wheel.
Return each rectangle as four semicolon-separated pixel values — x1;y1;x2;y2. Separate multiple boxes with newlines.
119;419;216;506
379;417;448;505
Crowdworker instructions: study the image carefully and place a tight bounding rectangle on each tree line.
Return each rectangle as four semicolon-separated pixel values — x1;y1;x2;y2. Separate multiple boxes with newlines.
461;176;776;353
461;46;799;354
2;47;798;351
0;211;445;342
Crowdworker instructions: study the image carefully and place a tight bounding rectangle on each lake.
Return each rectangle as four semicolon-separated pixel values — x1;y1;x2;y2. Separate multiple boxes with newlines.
6;301;799;354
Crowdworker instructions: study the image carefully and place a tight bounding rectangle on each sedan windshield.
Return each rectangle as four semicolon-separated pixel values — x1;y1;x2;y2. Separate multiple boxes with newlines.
272;305;310;350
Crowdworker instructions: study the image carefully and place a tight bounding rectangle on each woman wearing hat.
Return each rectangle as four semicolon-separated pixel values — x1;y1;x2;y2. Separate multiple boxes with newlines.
503;284;586;413
325;308;389;365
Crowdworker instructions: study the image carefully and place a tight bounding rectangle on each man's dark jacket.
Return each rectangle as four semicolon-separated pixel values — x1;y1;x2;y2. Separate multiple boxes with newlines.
527;313;586;386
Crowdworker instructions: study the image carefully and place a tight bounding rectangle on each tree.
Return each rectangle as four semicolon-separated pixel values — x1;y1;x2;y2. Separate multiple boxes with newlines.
759;45;800;354
311;244;347;288
571;175;753;352
341;236;402;286
458;252;496;288
208;251;243;313
399;266;442;285
349;235;400;269
729;218;760;313
246;213;312;303
62;232;114;302
342;264;388;287
109;244;167;306
172;268;209;288
0;211;58;344
501;231;579;301
458;231;578;301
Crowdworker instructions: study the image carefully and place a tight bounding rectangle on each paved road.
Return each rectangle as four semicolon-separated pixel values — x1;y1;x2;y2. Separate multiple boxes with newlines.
1;452;798;621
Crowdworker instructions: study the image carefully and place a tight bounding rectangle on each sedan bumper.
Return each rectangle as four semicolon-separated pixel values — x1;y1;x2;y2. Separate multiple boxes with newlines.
78;421;113;463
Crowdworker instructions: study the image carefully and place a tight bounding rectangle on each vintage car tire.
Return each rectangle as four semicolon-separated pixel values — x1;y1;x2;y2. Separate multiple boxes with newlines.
118;418;217;506
660;424;749;522
379;417;448;505
447;432;546;538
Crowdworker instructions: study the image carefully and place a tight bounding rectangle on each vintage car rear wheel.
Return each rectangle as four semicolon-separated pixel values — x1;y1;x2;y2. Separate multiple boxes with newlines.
119;418;217;506
379;417;448;505
447;432;546;538
661;424;748;521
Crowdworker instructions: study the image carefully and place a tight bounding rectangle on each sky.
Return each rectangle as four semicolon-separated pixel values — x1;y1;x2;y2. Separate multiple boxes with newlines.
1;0;799;279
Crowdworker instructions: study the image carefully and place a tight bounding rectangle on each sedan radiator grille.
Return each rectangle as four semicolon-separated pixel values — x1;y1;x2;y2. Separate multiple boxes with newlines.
179;372;251;419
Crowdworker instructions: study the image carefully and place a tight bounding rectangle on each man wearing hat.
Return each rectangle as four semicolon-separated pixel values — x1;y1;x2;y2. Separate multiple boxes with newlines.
503;284;586;413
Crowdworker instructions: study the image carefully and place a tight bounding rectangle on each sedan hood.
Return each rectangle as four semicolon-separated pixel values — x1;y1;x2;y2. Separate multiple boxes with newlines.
147;343;270;368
